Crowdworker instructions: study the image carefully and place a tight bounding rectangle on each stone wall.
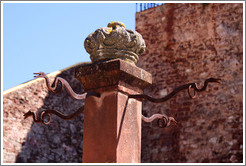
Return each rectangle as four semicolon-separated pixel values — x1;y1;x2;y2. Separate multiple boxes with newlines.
3;3;243;163
136;3;243;163
3;63;88;163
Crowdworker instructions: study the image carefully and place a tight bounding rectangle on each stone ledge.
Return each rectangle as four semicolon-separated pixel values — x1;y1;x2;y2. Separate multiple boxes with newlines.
75;59;152;93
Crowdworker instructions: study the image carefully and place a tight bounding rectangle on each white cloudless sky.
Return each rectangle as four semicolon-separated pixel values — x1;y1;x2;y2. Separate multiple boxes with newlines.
3;2;136;90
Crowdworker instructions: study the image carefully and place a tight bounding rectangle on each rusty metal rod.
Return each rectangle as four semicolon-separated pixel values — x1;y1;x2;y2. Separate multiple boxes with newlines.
142;113;177;128
34;72;87;100
142;113;168;123
23;106;84;125
129;78;221;103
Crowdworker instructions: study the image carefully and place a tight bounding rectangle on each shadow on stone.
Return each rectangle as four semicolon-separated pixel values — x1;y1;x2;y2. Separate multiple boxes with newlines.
15;63;89;163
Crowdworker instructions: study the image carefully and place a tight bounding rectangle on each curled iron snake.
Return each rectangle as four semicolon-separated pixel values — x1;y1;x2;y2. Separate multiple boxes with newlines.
34;72;87;100
23;106;84;125
26;72;220;127
129;78;221;102
141;113;177;127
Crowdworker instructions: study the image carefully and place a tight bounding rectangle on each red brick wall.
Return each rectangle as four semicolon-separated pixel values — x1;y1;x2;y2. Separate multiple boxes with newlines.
136;3;243;163
3;3;243;163
3;63;87;163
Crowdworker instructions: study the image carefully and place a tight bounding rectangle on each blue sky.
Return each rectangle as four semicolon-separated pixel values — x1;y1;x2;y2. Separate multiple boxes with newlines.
3;2;136;90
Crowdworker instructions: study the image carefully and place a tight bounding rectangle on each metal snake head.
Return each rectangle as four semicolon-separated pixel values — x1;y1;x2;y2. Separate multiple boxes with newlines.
207;78;222;84
23;111;33;119
157;116;178;128
34;72;46;78
169;117;178;126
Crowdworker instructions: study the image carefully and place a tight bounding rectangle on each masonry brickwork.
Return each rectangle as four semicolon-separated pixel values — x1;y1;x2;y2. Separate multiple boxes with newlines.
136;3;243;163
3;63;87;163
3;3;243;163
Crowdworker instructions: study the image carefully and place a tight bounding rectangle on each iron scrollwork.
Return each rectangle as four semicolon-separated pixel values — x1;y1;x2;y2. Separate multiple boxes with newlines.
24;72;220;128
23;72;100;125
133;78;221;127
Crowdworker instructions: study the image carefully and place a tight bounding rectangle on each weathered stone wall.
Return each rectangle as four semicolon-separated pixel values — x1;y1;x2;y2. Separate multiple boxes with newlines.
3;3;243;163
136;3;243;163
3;63;88;163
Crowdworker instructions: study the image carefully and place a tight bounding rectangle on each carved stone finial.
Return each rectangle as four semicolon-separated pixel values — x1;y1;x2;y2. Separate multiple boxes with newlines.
84;21;146;64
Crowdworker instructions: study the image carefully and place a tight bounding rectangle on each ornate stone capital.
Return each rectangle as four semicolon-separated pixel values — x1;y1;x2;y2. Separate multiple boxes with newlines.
84;21;146;64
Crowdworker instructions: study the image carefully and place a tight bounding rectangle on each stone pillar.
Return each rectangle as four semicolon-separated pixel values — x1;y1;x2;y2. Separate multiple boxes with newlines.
75;59;152;163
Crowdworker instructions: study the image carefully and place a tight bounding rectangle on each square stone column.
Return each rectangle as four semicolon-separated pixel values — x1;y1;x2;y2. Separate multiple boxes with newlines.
75;59;152;163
